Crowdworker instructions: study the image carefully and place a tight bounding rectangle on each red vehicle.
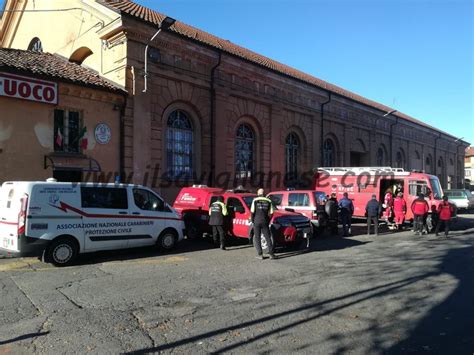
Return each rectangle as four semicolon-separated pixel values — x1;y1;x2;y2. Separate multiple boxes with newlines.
173;186;312;249
313;167;446;229
266;190;327;231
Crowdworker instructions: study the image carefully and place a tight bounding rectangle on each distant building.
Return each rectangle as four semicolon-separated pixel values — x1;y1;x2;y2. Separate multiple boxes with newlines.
0;0;469;200
465;147;474;190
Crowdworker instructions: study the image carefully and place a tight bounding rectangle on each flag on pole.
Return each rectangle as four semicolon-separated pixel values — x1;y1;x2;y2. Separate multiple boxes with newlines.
55;128;63;147
78;126;88;150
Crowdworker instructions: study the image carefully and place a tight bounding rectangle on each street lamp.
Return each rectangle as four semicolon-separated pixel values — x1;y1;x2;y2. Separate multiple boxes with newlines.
384;109;397;117
143;16;176;93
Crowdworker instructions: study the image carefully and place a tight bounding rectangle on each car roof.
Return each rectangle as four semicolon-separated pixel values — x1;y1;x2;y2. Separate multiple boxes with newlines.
224;192;256;198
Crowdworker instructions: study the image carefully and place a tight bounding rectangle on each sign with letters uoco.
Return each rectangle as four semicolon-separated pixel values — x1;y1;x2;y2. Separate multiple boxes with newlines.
0;72;58;104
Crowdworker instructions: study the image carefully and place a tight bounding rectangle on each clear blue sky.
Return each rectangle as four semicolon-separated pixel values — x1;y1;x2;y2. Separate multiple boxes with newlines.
138;0;473;146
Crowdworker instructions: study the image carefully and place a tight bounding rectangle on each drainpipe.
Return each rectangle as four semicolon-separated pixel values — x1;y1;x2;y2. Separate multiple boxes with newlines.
320;92;332;166
209;51;222;186
119;106;125;180
434;133;442;176
383;110;398;167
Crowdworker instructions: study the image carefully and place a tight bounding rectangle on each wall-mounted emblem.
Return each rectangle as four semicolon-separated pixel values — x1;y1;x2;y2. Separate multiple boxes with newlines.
94;123;111;145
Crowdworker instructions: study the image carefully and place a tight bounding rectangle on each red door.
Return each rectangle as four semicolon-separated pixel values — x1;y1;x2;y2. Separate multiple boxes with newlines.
226;197;251;239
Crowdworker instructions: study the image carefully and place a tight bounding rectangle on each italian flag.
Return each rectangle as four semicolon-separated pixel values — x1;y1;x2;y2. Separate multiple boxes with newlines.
77;126;88;150
55;128;63;147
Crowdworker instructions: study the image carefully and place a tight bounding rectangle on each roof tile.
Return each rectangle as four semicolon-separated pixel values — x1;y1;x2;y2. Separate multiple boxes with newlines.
0;48;125;93
101;0;455;137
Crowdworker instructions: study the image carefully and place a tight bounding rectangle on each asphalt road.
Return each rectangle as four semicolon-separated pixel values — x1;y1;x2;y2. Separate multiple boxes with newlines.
1;215;473;354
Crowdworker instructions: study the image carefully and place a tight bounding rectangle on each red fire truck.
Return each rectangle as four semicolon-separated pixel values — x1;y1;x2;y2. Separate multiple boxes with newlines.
313;167;446;229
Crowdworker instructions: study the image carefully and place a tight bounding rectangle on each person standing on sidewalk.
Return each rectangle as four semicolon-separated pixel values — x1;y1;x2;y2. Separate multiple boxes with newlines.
435;196;455;238
250;188;275;260
393;192;407;230
209;196;228;250
366;194;381;236
411;193;429;236
338;192;354;236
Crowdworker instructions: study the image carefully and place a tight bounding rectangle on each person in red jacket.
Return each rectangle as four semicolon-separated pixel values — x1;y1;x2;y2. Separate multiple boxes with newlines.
383;188;394;223
393;192;407;230
411;193;429;235
435;196;455;238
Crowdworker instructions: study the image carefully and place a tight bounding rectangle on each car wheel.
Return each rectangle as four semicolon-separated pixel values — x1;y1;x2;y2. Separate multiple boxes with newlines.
186;224;201;239
158;230;178;251
45;237;79;267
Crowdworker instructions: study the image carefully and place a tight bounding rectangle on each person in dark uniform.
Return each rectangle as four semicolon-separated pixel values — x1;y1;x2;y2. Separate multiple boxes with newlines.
250;188;275;260
209;196;228;250
338;192;354;236
366;194;381;236
325;193;339;235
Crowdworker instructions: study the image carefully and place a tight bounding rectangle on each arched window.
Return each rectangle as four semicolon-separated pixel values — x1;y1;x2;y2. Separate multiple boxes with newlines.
395;150;405;169
27;37;43;52
285;133;300;180
166;110;193;179
69;46;93;65
425;155;433;173
235;124;255;179
438;157;443;169
376;147;385;166
323;139;336;167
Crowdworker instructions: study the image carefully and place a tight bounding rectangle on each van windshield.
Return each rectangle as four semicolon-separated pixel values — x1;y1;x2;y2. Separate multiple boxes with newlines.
313;191;326;206
429;178;443;200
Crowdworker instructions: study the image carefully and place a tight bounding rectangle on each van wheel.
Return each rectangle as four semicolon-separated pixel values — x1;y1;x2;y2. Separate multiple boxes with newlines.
158;230;178;251
45;237;78;267
186;225;201;240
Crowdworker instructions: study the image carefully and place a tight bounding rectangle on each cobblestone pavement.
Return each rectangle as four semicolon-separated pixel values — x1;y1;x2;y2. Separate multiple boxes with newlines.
1;215;473;354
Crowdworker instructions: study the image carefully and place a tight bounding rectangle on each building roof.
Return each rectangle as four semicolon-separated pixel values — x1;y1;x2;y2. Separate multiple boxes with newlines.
100;0;462;140
0;48;126;94
466;147;474;157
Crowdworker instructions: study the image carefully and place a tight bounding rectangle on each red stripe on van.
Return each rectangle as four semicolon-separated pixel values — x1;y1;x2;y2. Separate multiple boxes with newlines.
51;202;182;221
0;221;18;226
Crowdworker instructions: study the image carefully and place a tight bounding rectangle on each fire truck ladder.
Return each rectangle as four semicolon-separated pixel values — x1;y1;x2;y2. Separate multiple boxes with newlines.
317;167;408;175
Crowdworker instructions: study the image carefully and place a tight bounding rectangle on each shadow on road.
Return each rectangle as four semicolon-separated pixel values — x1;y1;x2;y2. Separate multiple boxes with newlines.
121;236;474;354
387;243;474;354
0;332;49;345
124;270;442;354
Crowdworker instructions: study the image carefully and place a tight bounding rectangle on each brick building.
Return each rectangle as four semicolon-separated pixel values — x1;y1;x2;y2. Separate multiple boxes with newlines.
465;147;474;190
0;0;468;200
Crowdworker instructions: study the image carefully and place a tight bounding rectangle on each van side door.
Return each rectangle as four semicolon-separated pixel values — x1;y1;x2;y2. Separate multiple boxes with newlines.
81;187;129;251
130;188;176;247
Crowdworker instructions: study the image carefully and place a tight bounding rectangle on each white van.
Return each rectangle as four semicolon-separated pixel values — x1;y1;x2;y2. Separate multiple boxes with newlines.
0;180;185;266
